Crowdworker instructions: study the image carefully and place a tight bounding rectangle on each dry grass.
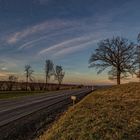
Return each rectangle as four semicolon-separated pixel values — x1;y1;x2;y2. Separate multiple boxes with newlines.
39;83;140;140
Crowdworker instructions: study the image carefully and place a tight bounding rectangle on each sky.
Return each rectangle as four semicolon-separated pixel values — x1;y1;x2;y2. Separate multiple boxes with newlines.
0;0;140;85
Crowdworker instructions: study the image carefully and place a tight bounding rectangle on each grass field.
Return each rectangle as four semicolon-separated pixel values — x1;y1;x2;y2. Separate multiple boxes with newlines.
39;83;140;140
0;88;78;99
0;91;47;99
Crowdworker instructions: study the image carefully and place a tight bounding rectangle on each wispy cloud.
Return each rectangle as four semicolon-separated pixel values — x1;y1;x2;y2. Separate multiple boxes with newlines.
39;34;98;56
18;35;48;50
6;19;72;45
0;59;17;70
17;25;78;50
1;67;7;71
53;40;97;58
0;71;16;79
38;38;77;54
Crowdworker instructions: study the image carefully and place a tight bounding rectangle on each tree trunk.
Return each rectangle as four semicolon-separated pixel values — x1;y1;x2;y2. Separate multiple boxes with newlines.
117;69;121;85
139;62;140;82
26;76;28;91
58;81;61;90
45;76;48;90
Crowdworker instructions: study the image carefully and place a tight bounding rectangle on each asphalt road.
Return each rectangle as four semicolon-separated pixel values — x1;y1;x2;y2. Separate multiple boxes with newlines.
0;88;91;127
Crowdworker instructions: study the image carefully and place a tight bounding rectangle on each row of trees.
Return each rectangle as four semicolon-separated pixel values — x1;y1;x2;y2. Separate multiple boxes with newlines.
25;59;65;90
89;34;140;85
6;59;65;91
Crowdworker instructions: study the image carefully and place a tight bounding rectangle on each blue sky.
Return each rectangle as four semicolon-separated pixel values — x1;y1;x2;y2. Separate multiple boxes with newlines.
0;0;140;84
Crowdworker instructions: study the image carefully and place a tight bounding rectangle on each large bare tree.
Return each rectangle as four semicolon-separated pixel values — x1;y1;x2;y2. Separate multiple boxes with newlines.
89;36;136;85
55;65;65;88
24;65;34;90
45;59;54;90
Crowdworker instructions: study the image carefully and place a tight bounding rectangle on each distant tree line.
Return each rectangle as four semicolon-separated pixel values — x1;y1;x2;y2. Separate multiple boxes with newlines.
89;34;140;85
0;81;79;91
0;59;65;91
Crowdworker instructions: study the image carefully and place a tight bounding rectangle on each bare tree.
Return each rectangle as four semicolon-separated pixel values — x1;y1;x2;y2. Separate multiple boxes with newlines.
108;67;130;81
0;81;4;91
137;33;140;42
20;81;26;91
24;65;34;90
29;82;35;91
7;75;18;91
55;65;65;88
45;59;54;90
38;80;45;91
89;36;136;85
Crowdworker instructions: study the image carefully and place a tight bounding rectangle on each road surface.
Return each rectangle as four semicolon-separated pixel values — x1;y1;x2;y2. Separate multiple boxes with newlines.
0;88;91;127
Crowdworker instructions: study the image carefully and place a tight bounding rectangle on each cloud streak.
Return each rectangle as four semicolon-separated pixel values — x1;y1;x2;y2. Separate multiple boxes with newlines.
53;40;97;58
6;19;73;45
17;25;79;50
39;34;98;56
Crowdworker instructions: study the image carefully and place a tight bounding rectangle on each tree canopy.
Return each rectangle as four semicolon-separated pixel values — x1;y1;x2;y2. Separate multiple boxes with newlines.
89;36;136;84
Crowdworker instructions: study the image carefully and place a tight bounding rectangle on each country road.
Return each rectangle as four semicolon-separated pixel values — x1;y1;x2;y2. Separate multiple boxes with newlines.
0;88;91;128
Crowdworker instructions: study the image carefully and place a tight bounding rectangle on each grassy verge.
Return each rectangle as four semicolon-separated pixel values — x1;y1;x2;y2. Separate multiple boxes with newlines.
39;83;140;140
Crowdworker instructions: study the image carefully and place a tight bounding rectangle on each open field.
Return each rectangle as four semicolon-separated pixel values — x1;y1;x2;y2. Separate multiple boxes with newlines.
39;83;140;140
0;91;47;99
0;81;83;99
0;88;80;99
